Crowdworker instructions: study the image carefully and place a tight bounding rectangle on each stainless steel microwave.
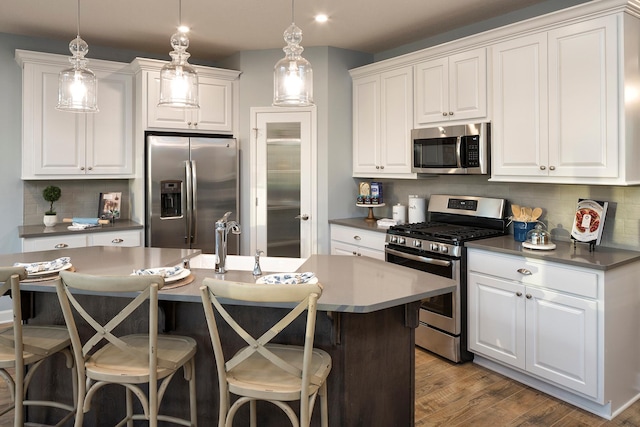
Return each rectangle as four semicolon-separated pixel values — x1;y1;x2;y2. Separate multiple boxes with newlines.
411;122;490;175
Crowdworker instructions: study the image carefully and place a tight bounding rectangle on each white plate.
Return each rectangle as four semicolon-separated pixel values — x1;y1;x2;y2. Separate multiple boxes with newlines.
256;274;318;285
27;263;73;277
131;267;191;283
522;241;556;251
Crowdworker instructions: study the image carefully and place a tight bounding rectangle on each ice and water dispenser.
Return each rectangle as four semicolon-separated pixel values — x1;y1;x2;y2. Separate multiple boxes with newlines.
160;180;182;218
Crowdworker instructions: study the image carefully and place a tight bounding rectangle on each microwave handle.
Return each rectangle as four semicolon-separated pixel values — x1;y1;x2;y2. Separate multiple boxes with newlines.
456;136;464;168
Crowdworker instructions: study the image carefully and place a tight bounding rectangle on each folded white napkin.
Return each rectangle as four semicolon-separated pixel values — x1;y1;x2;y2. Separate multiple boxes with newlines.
258;272;315;284
14;257;71;275
132;266;184;278
376;218;398;228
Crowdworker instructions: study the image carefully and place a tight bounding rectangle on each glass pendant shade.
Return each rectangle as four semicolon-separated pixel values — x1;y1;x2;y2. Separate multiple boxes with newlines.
56;36;98;112
273;23;313;106
158;31;199;108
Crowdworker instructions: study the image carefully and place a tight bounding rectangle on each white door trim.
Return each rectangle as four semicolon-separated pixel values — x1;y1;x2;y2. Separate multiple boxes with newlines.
249;106;318;258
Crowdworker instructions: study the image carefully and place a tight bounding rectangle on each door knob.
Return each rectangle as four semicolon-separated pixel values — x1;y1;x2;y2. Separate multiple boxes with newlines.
295;214;309;221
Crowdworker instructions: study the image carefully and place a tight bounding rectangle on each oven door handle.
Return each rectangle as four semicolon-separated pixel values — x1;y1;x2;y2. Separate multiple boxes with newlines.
385;247;452;267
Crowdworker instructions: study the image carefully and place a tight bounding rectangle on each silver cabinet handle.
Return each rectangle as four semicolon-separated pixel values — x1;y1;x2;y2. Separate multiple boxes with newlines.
526;294;532;299
55;243;68;249
516;291;523;297
80;166;85;171
111;238;124;244
88;166;93;170
442;112;448;116
517;268;532;275
295;214;309;221
449;112;454;115
352;251;357;256
380;165;384;169
549;166;556;171
539;165;546;171
353;235;362;241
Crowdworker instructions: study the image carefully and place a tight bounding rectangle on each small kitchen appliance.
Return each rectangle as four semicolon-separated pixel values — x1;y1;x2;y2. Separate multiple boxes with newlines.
385;194;507;362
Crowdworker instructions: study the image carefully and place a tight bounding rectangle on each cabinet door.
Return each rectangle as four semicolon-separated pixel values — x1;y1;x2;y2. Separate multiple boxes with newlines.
468;272;525;369
330;241;358;257
192;76;233;132
548;15;618;178
491;33;549;178
89;230;142;247
379;67;413;173
448;48;487;121
86;70;134;176
22;234;87;252
25;62;86;177
145;71;192;130
525;286;598;398
414;57;448;125
352;74;381;175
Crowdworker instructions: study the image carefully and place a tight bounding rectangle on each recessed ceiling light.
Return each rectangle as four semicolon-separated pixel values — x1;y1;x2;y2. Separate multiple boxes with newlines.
315;14;328;23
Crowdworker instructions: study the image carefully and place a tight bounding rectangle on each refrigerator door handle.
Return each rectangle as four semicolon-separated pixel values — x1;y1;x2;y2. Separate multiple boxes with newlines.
185;161;193;245
191;160;198;245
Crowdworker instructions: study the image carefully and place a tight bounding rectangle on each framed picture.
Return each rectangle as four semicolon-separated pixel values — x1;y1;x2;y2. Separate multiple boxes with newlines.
98;192;122;220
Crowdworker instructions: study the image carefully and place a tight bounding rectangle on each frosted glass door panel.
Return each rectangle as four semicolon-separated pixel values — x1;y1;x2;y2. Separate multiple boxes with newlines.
266;123;301;257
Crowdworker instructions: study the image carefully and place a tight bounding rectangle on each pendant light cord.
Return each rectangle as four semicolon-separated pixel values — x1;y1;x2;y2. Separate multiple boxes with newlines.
76;0;81;38
179;0;182;27
291;0;295;24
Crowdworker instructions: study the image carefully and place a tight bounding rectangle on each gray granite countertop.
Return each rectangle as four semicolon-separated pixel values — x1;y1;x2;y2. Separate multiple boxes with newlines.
329;217;389;233
19;219;143;238
466;235;640;271
2;247;455;313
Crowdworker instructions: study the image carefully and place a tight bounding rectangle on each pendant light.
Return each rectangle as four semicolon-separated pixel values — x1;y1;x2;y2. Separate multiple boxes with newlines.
158;0;199;108
273;0;314;106
56;0;98;112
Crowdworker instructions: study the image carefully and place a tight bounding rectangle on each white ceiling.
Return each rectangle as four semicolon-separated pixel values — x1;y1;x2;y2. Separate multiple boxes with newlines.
1;0;562;61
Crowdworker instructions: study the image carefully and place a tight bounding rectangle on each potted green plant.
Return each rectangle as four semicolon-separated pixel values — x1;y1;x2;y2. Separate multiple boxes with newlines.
42;185;61;227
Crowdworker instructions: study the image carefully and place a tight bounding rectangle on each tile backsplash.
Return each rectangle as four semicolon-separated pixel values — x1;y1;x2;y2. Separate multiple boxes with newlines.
356;176;640;251
23;180;130;226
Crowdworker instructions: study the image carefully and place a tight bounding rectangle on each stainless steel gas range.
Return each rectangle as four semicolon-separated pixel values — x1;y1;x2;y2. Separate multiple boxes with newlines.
385;194;507;363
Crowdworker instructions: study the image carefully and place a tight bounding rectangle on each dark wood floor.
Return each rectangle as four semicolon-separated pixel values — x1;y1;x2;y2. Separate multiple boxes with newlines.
2;348;640;426
415;347;640;426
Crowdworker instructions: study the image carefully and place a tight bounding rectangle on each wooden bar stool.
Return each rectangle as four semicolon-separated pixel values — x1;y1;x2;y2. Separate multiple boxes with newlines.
0;266;76;426
57;270;197;427
200;278;332;427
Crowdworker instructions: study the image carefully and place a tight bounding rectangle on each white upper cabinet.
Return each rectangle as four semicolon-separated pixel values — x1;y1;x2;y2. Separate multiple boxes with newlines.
16;50;134;179
491;13;640;185
351;66;415;178
132;58;240;134
414;48;487;126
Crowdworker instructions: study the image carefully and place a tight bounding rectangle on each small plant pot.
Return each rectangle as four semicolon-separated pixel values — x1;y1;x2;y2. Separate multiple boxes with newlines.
43;214;58;227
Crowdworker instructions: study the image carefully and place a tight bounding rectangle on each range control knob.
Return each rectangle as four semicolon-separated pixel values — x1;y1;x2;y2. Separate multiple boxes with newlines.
413;240;422;248
430;243;439;252
390;236;398;243
398;237;406;245
440;246;449;254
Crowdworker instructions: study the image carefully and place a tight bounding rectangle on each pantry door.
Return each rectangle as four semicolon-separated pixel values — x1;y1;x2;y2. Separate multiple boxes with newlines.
250;107;317;258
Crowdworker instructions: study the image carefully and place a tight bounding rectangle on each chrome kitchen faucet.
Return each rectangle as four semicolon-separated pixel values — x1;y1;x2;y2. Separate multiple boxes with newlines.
214;211;241;274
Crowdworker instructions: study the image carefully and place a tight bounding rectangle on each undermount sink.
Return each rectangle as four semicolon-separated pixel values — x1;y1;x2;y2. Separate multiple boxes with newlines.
188;254;306;273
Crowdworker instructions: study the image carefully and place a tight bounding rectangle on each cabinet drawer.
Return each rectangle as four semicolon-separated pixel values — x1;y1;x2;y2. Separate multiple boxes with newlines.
22;234;87;252
89;230;142;247
468;249;599;299
330;225;386;251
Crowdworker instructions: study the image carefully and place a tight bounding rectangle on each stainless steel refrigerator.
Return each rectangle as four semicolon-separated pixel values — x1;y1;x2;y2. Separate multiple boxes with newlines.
145;132;239;254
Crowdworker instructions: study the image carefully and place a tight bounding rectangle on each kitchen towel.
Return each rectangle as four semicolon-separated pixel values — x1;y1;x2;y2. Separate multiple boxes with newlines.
14;257;71;275
257;272;316;284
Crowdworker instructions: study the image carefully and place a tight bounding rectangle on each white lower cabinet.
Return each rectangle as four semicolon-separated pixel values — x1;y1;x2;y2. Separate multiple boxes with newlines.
330;224;386;260
22;230;142;252
467;247;640;418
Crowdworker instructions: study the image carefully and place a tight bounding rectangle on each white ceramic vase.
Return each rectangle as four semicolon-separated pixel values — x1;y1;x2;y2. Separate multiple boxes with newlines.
43;214;57;227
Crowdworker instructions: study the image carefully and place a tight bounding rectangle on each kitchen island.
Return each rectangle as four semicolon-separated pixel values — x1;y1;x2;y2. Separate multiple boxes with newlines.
0;246;455;426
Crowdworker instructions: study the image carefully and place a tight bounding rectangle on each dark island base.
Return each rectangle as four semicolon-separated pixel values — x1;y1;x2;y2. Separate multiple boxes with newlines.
24;292;419;426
